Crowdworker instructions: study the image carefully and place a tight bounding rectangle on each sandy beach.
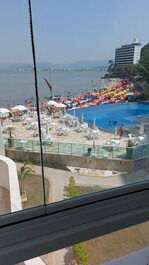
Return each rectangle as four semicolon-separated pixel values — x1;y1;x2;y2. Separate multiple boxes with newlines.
8;117;114;145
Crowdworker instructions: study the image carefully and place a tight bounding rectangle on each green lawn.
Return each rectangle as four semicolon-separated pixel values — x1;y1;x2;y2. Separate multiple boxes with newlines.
86;222;149;265
77;185;103;196
75;185;149;265
22;174;49;209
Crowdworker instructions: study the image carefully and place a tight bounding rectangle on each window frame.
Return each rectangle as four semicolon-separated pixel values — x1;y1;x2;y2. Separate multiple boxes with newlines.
0;180;149;264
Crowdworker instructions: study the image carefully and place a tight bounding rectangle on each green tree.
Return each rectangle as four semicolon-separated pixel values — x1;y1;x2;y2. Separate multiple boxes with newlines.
139;43;149;80
134;43;149;98
126;140;134;160
74;243;89;265
7;126;15;138
18;163;35;196
107;60;114;73
69;177;89;265
69;176;78;198
6;126;15;148
106;43;149;98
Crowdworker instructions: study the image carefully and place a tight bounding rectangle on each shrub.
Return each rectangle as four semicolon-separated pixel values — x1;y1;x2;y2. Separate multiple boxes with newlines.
127;139;134;147
69;176;78;198
74;243;89;265
69;177;89;265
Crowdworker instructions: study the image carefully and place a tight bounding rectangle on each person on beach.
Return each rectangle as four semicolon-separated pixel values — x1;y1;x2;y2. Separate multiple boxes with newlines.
119;125;124;138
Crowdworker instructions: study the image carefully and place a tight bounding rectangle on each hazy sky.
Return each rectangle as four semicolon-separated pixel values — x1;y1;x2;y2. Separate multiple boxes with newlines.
0;0;149;63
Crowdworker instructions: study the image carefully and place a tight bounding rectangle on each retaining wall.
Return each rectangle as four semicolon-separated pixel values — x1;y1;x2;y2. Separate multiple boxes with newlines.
6;149;134;172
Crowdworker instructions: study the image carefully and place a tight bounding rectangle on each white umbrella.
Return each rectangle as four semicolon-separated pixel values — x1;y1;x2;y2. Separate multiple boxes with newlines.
0;108;10;118
47;100;57;106
13;105;27;111
55;103;66;108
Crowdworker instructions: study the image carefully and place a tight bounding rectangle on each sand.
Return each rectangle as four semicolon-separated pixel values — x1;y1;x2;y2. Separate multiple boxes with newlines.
5;117;116;146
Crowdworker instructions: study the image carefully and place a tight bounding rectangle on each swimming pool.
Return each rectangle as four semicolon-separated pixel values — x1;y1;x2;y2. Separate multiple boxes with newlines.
67;102;149;131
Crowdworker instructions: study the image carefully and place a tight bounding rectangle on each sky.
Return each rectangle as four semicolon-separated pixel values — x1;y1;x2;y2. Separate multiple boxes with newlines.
0;0;149;64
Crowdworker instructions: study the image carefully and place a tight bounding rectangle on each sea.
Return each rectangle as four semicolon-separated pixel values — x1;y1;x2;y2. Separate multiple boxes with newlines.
0;70;106;107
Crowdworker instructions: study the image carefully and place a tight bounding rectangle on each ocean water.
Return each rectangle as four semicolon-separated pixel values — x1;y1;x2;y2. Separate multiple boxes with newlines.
0;70;105;107
68;103;149;131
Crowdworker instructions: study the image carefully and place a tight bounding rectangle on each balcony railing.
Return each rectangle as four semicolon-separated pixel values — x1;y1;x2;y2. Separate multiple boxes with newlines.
4;138;149;160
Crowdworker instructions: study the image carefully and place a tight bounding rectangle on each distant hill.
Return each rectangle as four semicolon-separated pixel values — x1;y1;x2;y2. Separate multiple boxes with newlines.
67;60;108;69
0;60;108;71
36;60;108;70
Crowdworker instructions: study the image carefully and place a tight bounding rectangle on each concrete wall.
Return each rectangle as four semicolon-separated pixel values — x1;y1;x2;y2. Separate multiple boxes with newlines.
6;149;134;172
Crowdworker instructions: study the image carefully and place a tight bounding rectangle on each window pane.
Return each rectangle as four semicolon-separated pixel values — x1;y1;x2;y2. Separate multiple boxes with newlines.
0;1;45;216
31;222;149;265
0;0;149;215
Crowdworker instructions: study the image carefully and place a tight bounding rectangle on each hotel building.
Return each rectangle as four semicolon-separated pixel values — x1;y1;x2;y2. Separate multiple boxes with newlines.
115;38;141;65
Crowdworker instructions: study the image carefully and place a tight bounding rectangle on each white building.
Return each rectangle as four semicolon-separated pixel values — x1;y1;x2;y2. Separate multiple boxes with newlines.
115;38;141;65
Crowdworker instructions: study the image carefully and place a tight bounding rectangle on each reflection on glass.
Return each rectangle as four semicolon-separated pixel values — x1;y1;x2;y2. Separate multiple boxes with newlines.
86;222;149;265
32;222;148;265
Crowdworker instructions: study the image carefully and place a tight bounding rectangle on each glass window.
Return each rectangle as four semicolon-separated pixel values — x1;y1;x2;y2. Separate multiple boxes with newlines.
0;2;149;263
0;0;148;224
30;222;149;265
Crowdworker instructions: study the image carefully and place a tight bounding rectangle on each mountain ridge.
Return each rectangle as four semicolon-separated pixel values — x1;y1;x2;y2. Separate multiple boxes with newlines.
0;60;108;71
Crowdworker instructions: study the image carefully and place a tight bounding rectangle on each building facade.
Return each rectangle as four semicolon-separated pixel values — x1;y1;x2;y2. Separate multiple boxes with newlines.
115;39;141;65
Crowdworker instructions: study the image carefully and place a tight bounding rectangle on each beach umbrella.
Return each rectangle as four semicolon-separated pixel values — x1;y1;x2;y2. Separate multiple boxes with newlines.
55;103;66;108
0;108;10;118
65;100;71;104
13;105;27;111
29;106;36;111
47;100;57;106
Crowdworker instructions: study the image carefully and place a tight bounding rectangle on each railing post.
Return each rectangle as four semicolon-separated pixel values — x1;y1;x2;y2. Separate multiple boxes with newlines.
98;145;99;158
112;146;114;158
71;143;72;155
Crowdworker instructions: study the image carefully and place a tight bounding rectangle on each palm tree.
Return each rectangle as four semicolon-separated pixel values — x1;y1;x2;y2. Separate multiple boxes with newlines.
7;126;15;138
6;126;15;148
108;60;114;74
18;163;35;196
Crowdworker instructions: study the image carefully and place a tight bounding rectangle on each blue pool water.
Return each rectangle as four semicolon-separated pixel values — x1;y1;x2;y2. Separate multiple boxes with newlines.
67;103;149;131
